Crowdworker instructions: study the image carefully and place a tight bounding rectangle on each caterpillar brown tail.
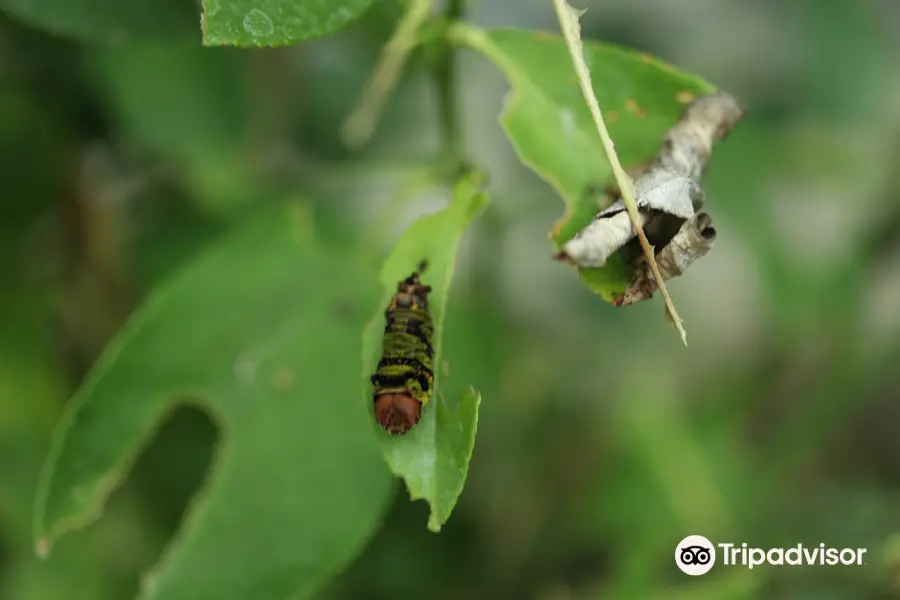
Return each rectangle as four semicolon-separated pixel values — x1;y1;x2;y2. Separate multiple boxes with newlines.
371;259;435;435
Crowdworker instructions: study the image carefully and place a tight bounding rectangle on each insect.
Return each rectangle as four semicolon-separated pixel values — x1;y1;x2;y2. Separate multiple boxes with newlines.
371;259;435;435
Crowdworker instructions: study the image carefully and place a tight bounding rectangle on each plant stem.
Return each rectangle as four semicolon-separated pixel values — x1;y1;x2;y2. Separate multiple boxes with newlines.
340;0;434;149
552;0;687;345
434;0;465;167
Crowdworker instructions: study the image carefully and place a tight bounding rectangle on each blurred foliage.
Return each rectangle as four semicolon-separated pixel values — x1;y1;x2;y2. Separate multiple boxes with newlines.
0;0;198;43
2;0;900;599
35;204;394;600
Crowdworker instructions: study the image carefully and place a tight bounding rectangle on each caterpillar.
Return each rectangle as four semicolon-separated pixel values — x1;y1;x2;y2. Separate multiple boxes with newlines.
371;259;435;435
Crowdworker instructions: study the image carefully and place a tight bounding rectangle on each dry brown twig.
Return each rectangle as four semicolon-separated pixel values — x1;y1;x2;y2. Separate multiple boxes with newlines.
552;0;690;343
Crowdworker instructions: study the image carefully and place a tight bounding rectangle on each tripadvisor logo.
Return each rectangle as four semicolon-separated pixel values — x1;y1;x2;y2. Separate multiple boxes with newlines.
720;542;867;569
675;536;867;575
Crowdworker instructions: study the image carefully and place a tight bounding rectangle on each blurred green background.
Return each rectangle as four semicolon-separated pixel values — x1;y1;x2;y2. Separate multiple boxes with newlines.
3;0;900;598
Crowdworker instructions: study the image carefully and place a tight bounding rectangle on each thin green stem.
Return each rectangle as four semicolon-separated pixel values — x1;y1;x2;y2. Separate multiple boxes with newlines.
434;0;465;167
341;0;434;149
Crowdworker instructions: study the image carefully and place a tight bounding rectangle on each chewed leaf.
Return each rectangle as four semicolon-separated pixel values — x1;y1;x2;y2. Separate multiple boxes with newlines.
201;0;374;47
362;168;488;532
35;203;394;600
450;25;715;301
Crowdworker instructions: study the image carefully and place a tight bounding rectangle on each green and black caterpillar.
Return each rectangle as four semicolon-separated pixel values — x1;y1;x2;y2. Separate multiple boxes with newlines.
371;259;435;434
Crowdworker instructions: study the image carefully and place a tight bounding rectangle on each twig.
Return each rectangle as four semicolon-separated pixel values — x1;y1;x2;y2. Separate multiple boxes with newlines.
433;0;465;163
341;0;434;148
551;0;688;345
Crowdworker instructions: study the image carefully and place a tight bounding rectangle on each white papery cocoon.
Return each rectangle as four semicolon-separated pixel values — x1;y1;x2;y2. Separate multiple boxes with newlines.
559;174;699;268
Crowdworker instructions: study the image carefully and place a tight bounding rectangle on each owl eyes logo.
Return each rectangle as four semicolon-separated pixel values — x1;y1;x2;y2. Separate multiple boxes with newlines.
680;545;712;565
675;535;716;575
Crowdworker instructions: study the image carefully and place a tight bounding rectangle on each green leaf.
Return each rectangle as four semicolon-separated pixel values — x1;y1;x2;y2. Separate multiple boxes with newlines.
450;25;715;301
361;169;488;532
34;202;395;600
201;0;374;47
0;0;198;43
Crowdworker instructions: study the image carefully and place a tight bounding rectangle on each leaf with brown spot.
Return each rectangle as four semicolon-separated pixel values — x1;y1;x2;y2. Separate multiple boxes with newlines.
449;24;716;301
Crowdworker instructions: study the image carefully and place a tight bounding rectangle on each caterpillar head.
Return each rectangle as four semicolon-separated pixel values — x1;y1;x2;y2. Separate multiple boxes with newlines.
392;260;432;309
374;392;422;434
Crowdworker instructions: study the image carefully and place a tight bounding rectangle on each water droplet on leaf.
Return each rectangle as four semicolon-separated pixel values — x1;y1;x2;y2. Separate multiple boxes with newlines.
243;9;274;38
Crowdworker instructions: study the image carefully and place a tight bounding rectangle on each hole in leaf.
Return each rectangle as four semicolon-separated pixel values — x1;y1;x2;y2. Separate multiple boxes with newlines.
129;403;218;530
97;403;219;598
